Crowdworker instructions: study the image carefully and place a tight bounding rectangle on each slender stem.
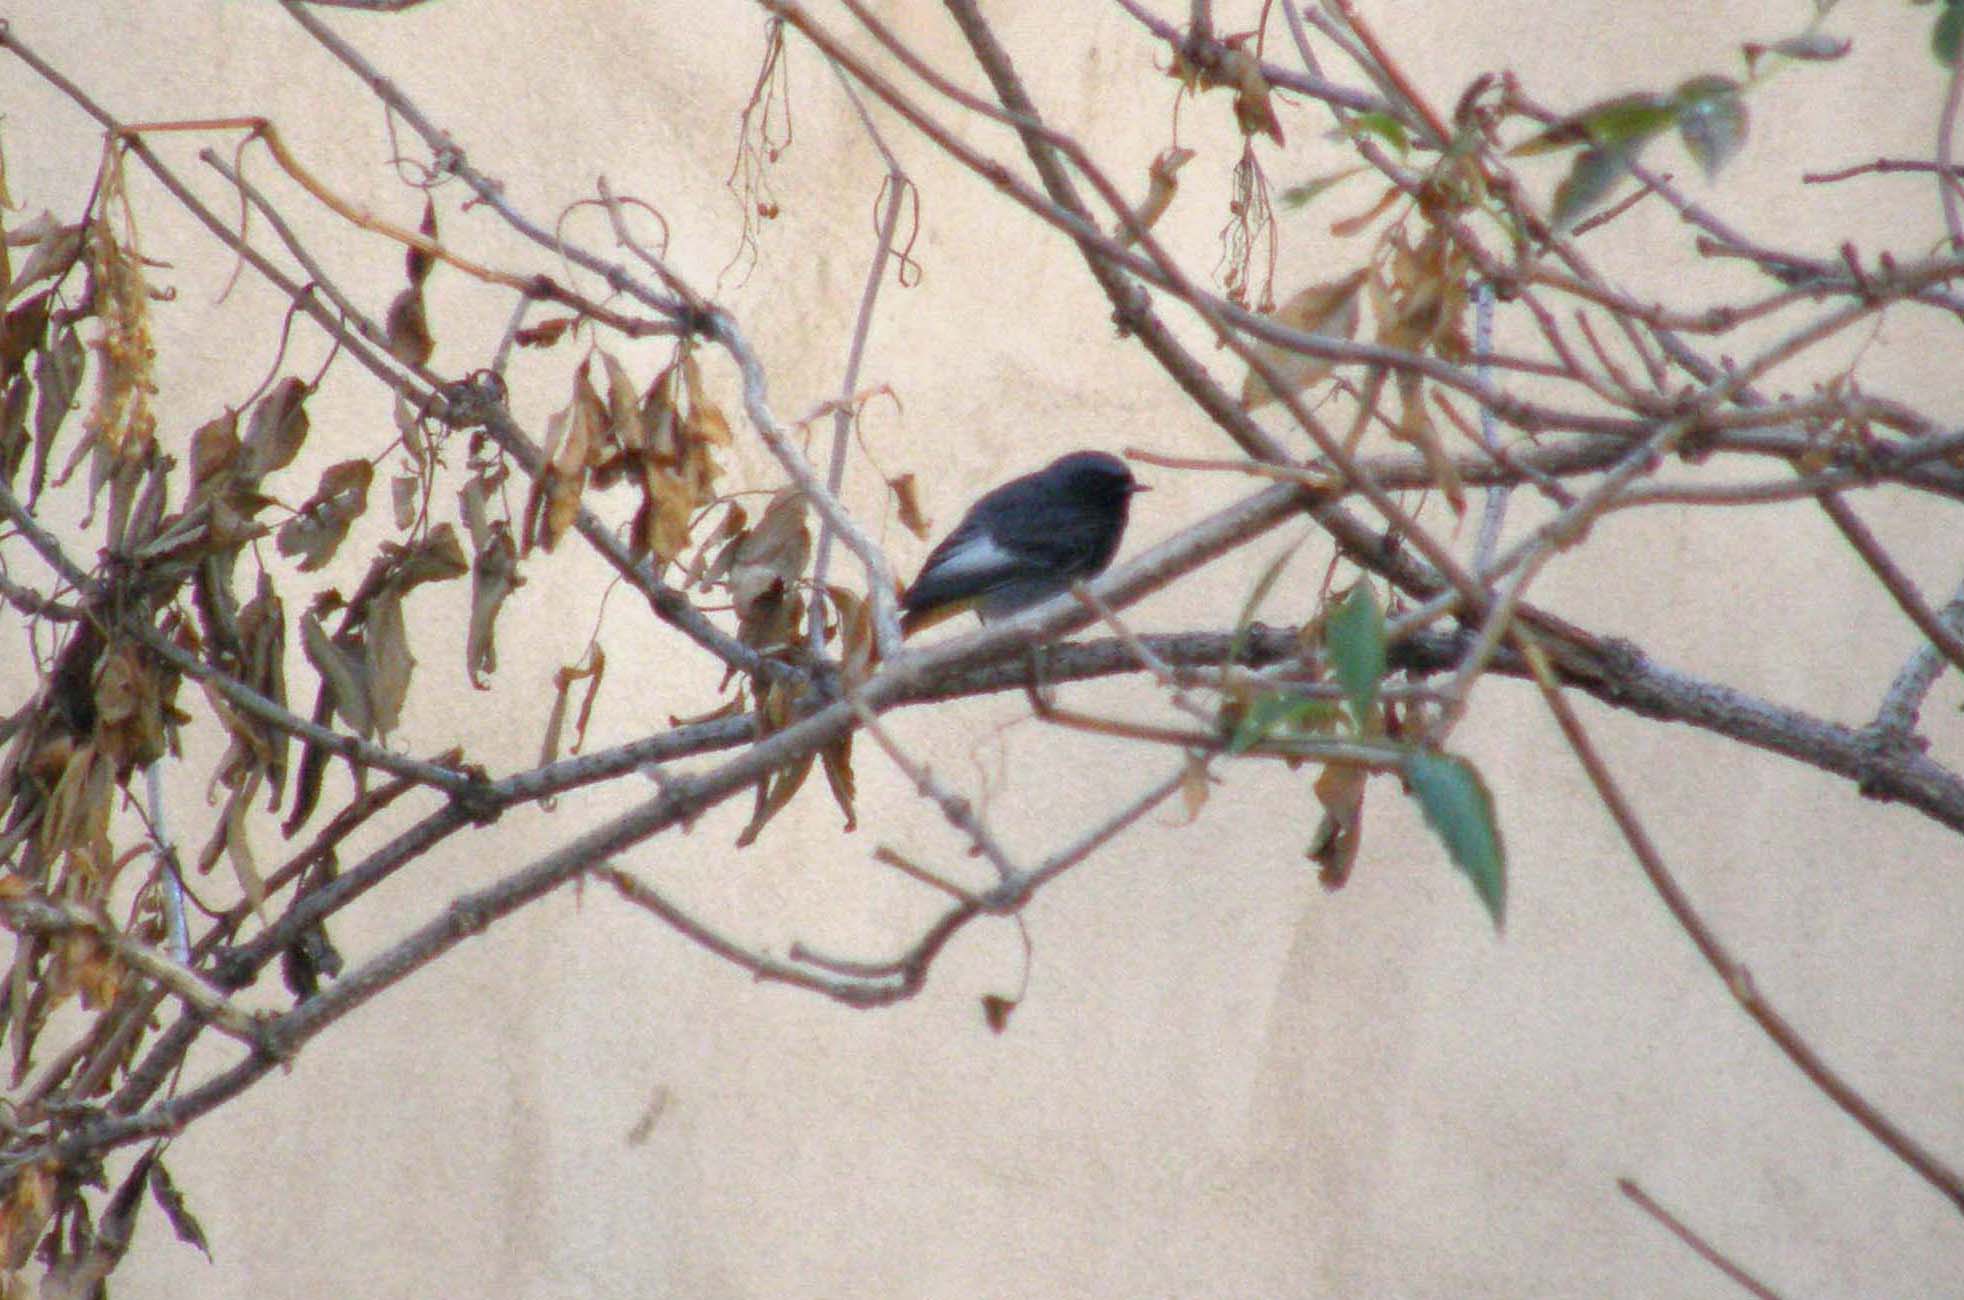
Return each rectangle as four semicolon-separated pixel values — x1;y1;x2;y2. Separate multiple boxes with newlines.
1818;491;1964;677
809;92;910;653
143;763;191;964
1472;284;1510;569
1524;641;1964;1217
1617;1179;1790;1300
1872;576;1964;735
1937;52;1964;251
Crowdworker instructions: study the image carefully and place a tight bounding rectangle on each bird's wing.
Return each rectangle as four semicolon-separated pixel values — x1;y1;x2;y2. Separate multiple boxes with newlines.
900;518;1029;615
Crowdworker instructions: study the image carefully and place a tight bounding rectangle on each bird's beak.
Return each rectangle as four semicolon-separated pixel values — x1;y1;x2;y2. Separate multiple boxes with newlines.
1128;482;1152;494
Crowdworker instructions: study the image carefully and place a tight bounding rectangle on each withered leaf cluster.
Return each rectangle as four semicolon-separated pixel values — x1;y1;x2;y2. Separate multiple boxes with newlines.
1169;35;1285;146
289;523;468;828
521;348;731;565
1244;211;1474;511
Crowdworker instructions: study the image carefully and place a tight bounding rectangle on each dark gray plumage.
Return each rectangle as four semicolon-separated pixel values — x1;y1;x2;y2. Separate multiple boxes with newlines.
900;451;1144;635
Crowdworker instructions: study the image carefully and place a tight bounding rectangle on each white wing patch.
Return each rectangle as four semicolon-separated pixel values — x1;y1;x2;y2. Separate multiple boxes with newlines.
923;532;1021;583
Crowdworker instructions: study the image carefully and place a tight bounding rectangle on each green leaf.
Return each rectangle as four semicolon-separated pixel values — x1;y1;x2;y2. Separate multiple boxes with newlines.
1227;692;1345;754
1404;751;1506;929
1674;76;1748;180
1325;581;1385;726
1551;146;1634;230
1578;95;1679;146
1937;1;1964;67
1764;32;1851;62
1279;166;1367;210
1346;111;1412;156
1513;93;1676;156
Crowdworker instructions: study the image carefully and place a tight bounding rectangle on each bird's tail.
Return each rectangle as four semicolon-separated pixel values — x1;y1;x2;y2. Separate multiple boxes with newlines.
898;596;978;639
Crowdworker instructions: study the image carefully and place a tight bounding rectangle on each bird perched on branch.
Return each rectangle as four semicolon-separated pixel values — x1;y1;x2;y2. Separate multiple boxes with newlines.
900;450;1146;636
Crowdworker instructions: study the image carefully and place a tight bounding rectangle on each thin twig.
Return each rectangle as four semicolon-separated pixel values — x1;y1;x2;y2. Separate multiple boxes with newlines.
1070;582;1213;723
1818;491;1964;678
1871;575;1964;736
1936;52;1964;250
846;690;1019;882
1617;1178;1790;1300
1522;639;1964;1217
143;763;191;965
809;75;912;655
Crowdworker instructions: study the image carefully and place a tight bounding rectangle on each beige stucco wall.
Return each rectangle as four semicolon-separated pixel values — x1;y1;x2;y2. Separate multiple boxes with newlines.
5;0;1961;1295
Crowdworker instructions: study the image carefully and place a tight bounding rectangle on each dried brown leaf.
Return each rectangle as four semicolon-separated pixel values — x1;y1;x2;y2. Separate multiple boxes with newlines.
1178;751;1211;824
540;645;605;776
8;220;84;302
599;349;646;453
198;768;268;922
92;642;165;774
0;376;27;486
1391;371;1464;513
241;377;311;480
825;585;876;685
736;753;814;847
147;1160;212;1260
237;572;289;806
569;644;606;755
406;195;438;286
735;682;808;845
31;321;85;465
640;363;679;458
301;607;373;738
1241;268;1367;411
386;521;469;591
889;472;932;540
0;287;51;389
391;471;419;530
539;673;571;775
1329;186;1402;239
1309;762;1367;890
37;742;113;884
515;316;577;349
681;355;733;448
363;590;414;739
0;1159;57;1271
1116;146;1195;247
120;447;170;553
187;408;241;500
457;470;491;549
1373;229;1471;359
523;364;604;553
683;501;747;590
821;734;856;832
384;284;433;368
277;458;373;572
686;397;732;450
466;521;523;689
630;465;696;566
727;489;810;650
1232;57;1286;145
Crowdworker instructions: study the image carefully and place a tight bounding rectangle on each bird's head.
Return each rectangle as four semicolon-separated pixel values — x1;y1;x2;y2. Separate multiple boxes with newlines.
1050;450;1147;505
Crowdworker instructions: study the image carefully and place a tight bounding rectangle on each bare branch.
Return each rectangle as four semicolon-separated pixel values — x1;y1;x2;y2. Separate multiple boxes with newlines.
1524;643;1964;1216
0;895;268;1050
1818;491;1964;679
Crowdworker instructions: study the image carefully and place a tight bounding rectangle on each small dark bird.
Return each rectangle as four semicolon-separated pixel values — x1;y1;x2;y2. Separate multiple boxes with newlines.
900;450;1146;636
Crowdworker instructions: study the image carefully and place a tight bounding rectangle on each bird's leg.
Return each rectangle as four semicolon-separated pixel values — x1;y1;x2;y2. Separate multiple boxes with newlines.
1022;642;1057;716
